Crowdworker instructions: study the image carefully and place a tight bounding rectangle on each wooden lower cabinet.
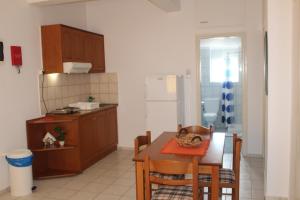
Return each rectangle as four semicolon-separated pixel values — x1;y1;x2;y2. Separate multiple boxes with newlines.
106;108;118;146
26;106;118;179
80;108;118;169
79;113;98;169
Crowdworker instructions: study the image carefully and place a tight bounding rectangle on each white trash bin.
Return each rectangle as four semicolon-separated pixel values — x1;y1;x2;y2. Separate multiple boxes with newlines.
6;149;33;197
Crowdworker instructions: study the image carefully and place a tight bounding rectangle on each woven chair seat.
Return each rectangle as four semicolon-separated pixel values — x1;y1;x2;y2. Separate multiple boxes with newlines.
150;172;185;191
199;168;235;184
152;185;193;200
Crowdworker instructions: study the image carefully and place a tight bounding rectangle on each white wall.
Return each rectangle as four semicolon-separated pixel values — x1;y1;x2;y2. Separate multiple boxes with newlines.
195;0;266;157
290;0;300;198
195;0;264;156
0;0;86;191
86;0;265;156
290;0;300;199
87;0;197;147
266;0;293;198
39;2;87;29
244;0;264;156
195;0;245;28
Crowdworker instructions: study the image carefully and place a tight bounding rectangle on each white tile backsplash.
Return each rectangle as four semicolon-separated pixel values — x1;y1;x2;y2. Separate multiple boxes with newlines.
91;73;119;104
39;73;119;114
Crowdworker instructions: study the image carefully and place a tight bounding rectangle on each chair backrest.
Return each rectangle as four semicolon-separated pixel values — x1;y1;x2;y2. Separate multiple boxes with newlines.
134;131;151;157
232;133;243;185
178;124;213;136
144;156;199;200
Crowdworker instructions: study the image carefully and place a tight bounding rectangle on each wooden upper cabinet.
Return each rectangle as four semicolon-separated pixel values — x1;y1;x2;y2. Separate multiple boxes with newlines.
61;27;85;62
84;34;105;73
41;24;105;74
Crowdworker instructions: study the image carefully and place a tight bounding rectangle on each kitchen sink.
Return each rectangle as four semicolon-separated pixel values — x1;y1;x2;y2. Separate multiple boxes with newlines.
69;102;99;110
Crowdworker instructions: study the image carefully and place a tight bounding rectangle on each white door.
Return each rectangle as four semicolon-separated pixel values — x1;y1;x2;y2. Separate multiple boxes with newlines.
145;101;178;140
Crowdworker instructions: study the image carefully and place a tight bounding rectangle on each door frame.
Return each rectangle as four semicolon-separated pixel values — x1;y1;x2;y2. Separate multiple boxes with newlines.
195;33;248;155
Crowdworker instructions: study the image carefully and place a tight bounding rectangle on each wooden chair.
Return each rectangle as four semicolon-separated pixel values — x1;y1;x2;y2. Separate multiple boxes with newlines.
134;131;151;157
199;133;242;200
178;124;213;136
144;155;200;200
135;131;184;185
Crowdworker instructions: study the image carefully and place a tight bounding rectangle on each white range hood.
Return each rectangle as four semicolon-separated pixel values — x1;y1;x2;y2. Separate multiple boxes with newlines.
63;62;92;74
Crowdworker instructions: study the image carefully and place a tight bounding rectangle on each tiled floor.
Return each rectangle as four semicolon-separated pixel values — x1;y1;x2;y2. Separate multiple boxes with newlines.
219;154;264;200
0;149;264;200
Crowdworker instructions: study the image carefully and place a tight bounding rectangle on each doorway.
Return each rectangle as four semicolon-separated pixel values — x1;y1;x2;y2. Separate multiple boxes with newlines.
198;36;245;153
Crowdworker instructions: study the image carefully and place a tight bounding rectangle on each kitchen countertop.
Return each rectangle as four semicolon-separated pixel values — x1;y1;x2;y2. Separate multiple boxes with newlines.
75;104;118;116
46;104;118;120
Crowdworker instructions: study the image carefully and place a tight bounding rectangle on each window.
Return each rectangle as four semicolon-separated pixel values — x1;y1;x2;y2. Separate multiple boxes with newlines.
209;51;240;83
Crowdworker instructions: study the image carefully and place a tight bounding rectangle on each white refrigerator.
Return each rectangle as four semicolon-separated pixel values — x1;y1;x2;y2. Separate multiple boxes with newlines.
145;75;185;140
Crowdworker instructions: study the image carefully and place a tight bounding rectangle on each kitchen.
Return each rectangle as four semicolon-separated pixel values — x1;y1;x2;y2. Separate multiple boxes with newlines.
0;0;270;199
21;24;119;179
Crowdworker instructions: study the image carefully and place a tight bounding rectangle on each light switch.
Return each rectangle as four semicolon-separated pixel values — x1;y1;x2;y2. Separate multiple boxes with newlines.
0;42;3;61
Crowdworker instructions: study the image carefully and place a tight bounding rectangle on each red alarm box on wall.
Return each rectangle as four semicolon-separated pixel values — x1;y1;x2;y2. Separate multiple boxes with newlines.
11;46;22;66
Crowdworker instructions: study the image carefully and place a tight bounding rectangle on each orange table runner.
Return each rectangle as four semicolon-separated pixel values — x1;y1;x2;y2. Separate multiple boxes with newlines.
160;138;210;156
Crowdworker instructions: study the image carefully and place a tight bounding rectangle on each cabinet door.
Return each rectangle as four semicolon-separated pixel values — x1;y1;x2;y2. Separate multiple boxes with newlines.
41;25;64;73
93;35;105;72
61;27;73;60
84;36;94;64
61;27;85;62
94;111;107;153
79;114;97;167
105;108;118;146
85;34;105;73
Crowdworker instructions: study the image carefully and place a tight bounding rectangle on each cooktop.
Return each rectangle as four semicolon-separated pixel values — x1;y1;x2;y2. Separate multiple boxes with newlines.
49;107;80;114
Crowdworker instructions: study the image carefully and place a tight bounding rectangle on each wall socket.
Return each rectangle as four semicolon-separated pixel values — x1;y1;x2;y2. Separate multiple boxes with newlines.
0;42;3;61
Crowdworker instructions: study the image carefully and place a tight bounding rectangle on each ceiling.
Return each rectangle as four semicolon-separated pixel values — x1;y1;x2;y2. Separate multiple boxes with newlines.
27;0;95;6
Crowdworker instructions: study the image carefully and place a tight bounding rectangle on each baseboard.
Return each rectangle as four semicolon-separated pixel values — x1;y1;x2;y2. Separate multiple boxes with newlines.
117;146;134;151
265;196;288;200
0;187;9;195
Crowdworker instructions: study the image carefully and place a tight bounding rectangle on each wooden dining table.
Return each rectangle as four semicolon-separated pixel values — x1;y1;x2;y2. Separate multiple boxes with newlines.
133;131;226;200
